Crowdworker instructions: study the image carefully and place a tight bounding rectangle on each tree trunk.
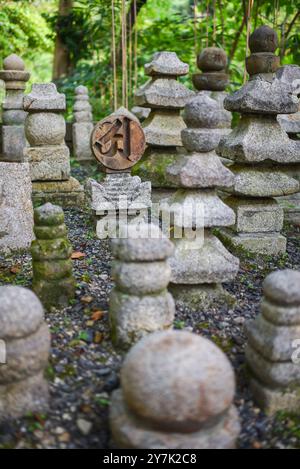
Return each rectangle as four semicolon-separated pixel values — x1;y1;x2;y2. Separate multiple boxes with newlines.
116;0;148;66
52;0;74;80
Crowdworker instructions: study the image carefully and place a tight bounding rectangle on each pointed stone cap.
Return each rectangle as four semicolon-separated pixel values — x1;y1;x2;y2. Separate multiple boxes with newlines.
23;83;66;112
111;222;174;261
135;77;194;109
111;106;140;123
131;106;151;122
145;52;189;77
3;54;25;71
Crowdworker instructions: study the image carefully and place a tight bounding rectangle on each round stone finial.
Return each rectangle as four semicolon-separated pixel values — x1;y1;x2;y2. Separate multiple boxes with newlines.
34;203;64;226
3;54;25;71
197;47;227;72
249;25;279;53
0;286;44;340
263;269;300;306
121;330;235;432
75;85;88;95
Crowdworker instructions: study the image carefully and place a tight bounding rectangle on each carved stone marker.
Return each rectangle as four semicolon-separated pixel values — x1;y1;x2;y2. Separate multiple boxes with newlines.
110;330;240;449
91;113;146;171
86;108;151;238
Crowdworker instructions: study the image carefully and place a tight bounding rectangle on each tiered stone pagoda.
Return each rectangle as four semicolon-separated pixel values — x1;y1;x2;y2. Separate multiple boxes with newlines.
0;54;30;161
72;85;94;165
0;54;34;252
277;65;300;224
24;83;84;207
217;25;300;254
133;51;194;198
162;96;239;310
86;108;151;238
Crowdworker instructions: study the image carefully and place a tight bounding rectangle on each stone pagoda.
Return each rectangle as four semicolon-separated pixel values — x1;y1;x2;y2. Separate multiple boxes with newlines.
246;270;300;415
86;108;151;239
72;85;94;165
0;54;30;161
24;83;84;207
133;52;194;198
0;54;34;252
277;65;300;224
217;25;300;255
162;95;239;309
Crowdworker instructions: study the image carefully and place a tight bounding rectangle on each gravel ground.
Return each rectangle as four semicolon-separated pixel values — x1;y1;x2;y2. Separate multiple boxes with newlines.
0;174;299;449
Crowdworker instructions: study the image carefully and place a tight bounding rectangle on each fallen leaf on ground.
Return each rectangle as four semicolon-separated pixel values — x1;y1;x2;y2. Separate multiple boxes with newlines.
91;310;105;321
71;252;86;260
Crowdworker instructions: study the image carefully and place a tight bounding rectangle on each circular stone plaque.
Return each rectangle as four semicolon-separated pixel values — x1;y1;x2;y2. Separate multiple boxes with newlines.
91;114;146;170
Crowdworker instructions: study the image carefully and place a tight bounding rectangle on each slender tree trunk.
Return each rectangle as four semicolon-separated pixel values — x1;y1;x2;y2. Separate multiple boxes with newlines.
52;0;74;80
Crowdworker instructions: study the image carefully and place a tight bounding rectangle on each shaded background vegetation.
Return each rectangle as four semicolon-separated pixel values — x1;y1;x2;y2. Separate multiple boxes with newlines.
0;0;299;121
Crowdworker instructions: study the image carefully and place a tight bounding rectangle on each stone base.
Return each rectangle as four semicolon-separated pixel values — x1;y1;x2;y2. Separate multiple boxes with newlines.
169;283;236;311
26;145;71;181
109;288;175;350
110;390;240;449
0;372;49;422
32;177;84;208
249;377;300;416
0;162;34;253
33;277;75;311
219;229;287;256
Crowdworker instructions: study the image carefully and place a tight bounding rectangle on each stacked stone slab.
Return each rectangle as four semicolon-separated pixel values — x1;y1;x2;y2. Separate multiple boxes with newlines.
0;286;50;421
24;83;84;207
0;55;34;253
0;54;30;161
217;26;300;255
86;107;152;238
277;65;300;224
162;97;239;310
246;269;300;415
133;52;194;197
192;47;232;165
110;330;240;449
31;203;75;311
109;223;175;350
131;106;150;122
72;85;94;165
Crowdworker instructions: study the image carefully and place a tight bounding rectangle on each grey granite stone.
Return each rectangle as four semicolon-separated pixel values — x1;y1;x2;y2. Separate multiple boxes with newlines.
144;52;189;77
110;330;240;448
26;146;70;181
263;269;300;306
23;83;65;112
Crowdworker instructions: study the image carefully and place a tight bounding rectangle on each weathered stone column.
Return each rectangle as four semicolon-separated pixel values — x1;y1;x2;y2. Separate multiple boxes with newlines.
0;54;30;162
133;52;194;199
110;330;240;449
0;286;50;421
277;65;300;225
217;25;300;255
24;83;84;207
109;223;175;350
161;95;239;310
72;85;94;165
0;54;34;253
246;269;300;415
31;203;75;311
